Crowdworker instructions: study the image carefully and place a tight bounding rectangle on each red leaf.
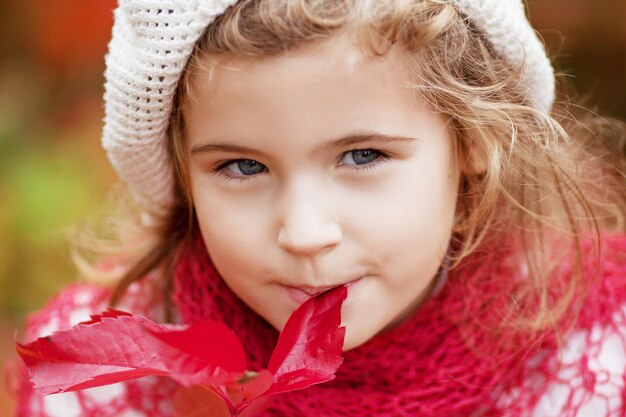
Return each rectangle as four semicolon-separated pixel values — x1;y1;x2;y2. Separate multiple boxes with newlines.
150;320;247;386
77;309;132;324
16;310;169;394
17;285;348;415
265;285;346;395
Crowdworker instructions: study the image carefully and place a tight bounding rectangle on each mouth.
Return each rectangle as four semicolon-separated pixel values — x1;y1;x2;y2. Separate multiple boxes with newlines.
292;285;340;297
284;278;362;304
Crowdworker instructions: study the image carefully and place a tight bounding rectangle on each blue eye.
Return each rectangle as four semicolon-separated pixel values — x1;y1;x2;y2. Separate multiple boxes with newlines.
224;159;267;176
341;149;381;165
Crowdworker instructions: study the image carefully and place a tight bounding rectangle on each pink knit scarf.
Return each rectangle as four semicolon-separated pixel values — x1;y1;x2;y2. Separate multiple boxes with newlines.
173;234;626;417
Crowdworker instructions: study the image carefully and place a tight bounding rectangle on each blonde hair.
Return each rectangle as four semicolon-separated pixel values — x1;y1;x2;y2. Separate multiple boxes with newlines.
77;0;625;332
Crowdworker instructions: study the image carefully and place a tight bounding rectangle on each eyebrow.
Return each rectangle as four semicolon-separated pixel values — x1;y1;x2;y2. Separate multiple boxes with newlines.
190;133;418;157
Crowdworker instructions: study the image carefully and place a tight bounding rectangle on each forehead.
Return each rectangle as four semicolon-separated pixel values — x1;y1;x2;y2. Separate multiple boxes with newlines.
182;33;438;150
193;32;411;86
186;33;416;105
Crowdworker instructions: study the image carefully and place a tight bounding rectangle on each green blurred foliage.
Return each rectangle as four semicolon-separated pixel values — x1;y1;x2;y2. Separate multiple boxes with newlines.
0;128;110;314
0;0;117;318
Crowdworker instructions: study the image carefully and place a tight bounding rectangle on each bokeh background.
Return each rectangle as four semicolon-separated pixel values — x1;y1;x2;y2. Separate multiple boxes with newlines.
0;0;625;415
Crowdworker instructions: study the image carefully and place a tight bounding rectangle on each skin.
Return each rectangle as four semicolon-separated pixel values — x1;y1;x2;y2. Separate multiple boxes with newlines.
184;34;462;351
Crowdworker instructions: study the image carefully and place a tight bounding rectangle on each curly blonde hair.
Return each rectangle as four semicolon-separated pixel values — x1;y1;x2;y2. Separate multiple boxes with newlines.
75;0;625;331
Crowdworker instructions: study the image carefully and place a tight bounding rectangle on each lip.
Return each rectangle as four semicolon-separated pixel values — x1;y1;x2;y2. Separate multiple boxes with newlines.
285;278;362;305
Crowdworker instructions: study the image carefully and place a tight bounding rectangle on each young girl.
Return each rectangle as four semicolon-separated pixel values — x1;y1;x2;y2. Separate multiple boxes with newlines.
9;0;626;416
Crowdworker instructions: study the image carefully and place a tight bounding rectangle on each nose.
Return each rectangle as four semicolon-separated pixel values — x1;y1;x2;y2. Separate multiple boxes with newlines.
277;184;342;257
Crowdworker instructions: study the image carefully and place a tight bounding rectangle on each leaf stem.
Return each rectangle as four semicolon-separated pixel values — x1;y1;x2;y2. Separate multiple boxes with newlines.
203;384;235;414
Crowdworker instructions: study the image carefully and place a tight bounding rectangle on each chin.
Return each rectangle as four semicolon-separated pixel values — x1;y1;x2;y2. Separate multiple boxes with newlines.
342;337;363;352
341;322;380;351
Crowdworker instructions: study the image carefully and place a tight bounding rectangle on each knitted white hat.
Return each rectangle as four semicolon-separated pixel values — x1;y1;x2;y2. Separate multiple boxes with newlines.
102;0;555;217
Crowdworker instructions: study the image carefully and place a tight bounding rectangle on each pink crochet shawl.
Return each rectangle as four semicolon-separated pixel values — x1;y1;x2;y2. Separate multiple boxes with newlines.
10;233;626;416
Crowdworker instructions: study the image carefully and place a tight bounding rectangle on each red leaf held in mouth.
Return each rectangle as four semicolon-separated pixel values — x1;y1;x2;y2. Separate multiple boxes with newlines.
16;285;348;416
266;285;347;395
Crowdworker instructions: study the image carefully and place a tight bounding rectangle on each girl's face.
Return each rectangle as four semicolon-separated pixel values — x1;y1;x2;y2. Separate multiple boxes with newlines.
184;35;460;350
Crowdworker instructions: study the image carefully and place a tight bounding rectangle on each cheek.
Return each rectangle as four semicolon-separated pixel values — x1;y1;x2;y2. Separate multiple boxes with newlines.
192;191;272;281
346;157;459;259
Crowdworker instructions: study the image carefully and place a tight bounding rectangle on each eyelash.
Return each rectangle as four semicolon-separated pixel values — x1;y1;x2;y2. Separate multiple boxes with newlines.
213;149;390;184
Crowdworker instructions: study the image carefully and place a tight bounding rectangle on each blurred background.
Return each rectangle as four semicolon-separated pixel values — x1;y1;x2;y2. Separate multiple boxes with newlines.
0;0;625;415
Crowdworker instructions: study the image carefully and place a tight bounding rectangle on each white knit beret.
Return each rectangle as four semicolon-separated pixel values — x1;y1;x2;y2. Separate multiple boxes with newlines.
102;0;555;217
